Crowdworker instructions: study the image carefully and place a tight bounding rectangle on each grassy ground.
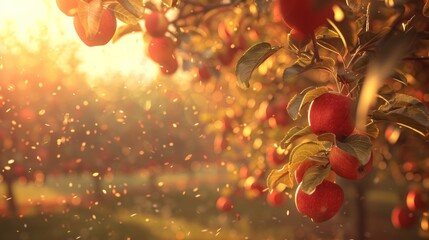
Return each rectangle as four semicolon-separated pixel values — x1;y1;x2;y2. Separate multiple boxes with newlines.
0;171;421;240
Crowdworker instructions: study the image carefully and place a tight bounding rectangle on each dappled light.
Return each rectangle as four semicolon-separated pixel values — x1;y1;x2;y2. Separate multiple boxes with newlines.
1;0;429;240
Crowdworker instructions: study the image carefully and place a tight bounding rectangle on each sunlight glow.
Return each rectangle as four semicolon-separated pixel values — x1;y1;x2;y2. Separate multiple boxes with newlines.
0;0;159;84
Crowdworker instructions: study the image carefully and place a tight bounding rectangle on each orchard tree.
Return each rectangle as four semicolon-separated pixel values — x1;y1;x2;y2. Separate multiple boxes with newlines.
55;0;429;238
0;25;85;215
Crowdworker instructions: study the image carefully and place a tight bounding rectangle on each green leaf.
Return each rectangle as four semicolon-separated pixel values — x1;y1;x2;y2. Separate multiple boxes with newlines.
365;122;380;139
372;107;429;137
317;38;345;56
302;57;336;75
379;93;428;114
117;0;144;18
280;126;312;149
267;165;293;191
235;42;282;89
110;0;144;25
335;134;372;165
112;24;141;43
300;164;331;194
287;87;328;120
282;64;303;83
288;141;328;176
317;132;336;143
161;0;181;8
391;70;408;86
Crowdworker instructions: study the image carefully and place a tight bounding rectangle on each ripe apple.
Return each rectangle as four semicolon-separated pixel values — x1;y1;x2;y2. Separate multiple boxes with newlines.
56;0;78;16
295;180;343;222
391;206;417;229
267;190;285;207
295;160;317;183
289;28;311;46
197;65;211;82
308;92;355;140
274;99;290;126
217;47;237;66
145;12;169;38
159;55;178;75
406;190;428;211
295;160;336;183
245;181;265;198
278;0;334;36
266;147;286;167
216;196;233;212
73;9;117;47
329;145;373;180
148;36;176;64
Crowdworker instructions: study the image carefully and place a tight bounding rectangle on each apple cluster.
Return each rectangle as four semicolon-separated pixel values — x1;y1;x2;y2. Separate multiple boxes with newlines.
277;0;334;43
145;11;178;75
391;189;428;229
293;92;374;222
56;0;117;47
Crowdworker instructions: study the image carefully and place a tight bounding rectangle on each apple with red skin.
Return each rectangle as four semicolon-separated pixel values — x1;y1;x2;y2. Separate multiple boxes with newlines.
197;65;211;82
159;55;178;75
245;181;265;198
73;9;117;46
289;28;311;47
145;12;169;38
216;196;233;212
56;0;78;16
266;147;286;167
308;92;355;140
329;144;373;180
278;0;334;36
295;180;343;222
295;160;336;184
148;36;176;64
406;190;428;211
295;160;317;183
267;190;285;207
274;99;290;126
391;206;417;229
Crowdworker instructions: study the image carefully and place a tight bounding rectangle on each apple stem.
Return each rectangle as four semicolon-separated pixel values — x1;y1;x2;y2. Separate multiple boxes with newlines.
311;33;321;63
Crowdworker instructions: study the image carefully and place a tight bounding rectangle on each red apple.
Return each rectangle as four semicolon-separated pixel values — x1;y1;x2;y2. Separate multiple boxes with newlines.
278;0;334;36
266;147;286;167
56;0;78;16
406;190;428;211
73;9;117;47
245;181;265;198
216;196;233;212
295;160;337;184
289;28;311;46
391;206;417;229
197;65;211;82
148;36;176;64
295;160;317;183
295;180;343;222
159;55;178;75
329;145;373;180
145;12;169;38
308;92;355;140
267;190;285;207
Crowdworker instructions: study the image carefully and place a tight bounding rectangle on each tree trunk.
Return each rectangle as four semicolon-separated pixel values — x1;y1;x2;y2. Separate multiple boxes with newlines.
5;180;18;216
355;182;366;240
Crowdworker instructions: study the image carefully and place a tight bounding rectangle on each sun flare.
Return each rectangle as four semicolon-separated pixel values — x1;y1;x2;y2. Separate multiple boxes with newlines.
0;0;159;83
